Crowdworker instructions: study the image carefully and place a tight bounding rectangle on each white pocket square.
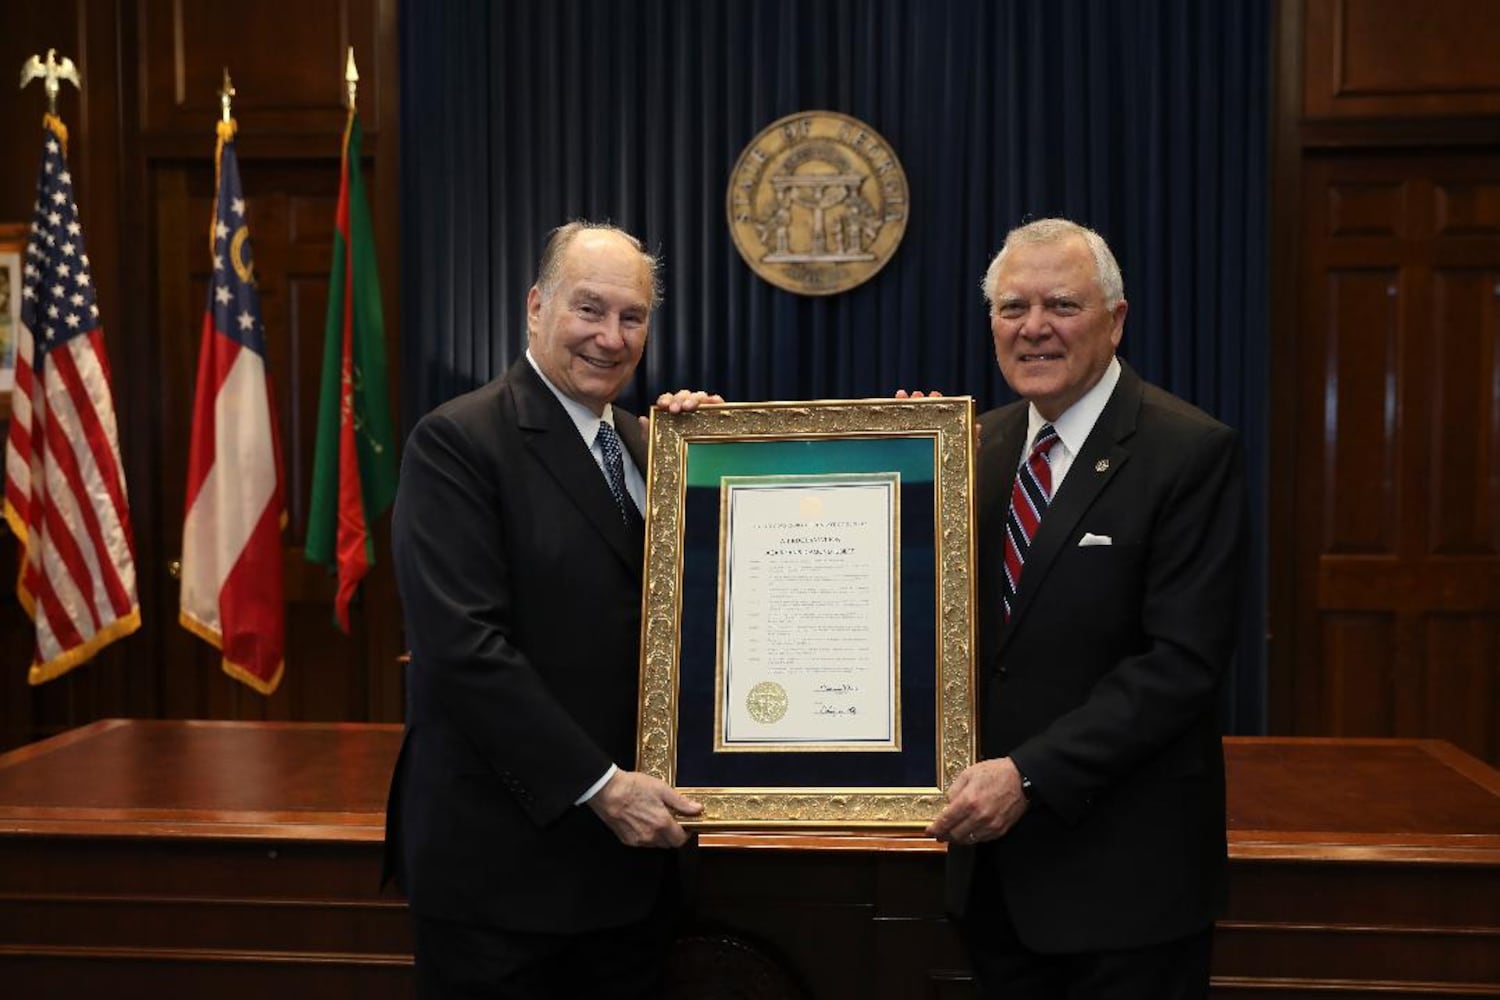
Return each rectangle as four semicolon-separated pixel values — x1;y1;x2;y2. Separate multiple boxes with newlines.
1078;532;1113;547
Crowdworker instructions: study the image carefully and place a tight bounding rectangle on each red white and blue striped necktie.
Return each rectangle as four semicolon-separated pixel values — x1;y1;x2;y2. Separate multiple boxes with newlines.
1001;423;1059;621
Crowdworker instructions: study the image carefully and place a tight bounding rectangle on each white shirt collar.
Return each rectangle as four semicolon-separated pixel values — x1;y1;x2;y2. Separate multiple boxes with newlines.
525;349;619;443
1026;356;1121;456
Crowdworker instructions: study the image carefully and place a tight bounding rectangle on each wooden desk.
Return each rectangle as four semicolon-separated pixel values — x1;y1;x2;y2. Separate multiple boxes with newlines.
0;722;1495;998
1215;739;1500;999
0;720;408;998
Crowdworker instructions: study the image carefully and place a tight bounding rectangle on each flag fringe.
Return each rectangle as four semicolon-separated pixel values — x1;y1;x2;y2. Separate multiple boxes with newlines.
178;609;285;695
222;658;284;695
28;607;141;686
2;499;31;618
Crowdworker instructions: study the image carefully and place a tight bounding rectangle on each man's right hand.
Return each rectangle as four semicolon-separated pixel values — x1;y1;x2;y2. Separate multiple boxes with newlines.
587;769;704;848
924;756;1029;846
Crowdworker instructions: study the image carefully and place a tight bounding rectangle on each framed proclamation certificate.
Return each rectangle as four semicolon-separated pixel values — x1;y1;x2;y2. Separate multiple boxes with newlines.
636;397;977;831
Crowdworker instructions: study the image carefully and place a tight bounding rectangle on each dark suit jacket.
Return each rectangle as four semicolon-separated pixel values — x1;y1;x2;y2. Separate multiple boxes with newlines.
384;358;665;933
949;361;1248;954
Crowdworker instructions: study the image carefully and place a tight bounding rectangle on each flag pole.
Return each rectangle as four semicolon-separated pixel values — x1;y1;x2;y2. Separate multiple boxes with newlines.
220;66;235;122
214;70;236;257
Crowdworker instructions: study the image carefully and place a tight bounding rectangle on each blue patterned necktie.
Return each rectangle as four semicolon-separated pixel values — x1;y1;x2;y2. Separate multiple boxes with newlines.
1001;423;1059;621
596;421;635;524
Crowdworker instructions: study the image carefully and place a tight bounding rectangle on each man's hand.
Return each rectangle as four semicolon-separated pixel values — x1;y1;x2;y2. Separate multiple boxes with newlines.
587;769;704;848
895;389;981;444
925;757;1029;846
640;390;724;431
654;389;725;413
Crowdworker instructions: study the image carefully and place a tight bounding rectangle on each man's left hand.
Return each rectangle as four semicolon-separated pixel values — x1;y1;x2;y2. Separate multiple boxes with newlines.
654;389;724;413
640;390;724;431
925;757;1029;846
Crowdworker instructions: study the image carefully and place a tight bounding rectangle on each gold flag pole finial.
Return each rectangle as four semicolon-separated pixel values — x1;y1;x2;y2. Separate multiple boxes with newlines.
344;47;359;112
219;67;235;123
19;48;81;116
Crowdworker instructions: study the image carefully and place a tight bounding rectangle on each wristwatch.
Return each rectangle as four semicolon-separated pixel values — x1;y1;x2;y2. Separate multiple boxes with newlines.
1018;770;1035;802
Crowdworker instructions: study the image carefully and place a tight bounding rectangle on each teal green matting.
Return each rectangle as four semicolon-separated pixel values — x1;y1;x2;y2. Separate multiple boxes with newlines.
684;436;935;487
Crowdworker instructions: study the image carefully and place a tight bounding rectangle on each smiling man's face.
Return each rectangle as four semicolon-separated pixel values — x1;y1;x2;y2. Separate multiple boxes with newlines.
526;229;653;416
989;235;1127;421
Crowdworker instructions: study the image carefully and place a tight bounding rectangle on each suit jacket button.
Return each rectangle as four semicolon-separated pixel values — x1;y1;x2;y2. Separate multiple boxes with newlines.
997;665;1008;676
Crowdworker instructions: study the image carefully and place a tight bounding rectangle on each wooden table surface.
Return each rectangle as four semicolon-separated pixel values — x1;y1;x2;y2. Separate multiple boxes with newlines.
0;720;1495;860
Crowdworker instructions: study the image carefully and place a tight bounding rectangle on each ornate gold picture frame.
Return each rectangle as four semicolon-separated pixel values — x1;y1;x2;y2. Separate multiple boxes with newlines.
637;397;977;831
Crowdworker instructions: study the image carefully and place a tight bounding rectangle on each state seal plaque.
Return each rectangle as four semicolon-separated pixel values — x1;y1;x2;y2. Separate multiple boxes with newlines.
727;111;909;296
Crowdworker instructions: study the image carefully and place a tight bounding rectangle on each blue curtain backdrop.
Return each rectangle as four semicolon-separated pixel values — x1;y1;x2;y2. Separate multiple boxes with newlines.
399;0;1270;732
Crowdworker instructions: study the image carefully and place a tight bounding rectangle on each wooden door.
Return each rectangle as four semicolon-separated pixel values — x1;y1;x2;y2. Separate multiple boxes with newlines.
1291;152;1500;764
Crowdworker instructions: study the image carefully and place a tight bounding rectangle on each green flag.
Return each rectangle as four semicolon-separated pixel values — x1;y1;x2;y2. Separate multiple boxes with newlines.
306;110;396;631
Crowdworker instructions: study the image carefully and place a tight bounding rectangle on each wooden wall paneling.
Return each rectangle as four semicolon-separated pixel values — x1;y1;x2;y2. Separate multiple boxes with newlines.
365;0;404;725
129;0;404;731
1424;615;1498;763
1267;0;1308;737
136;0;381;141
1295;154;1500;763
110;1;165;732
1429;268;1496;553
1304;0;1500;120
1319;613;1395;735
151;155;385;721
1281;0;1500;762
1321;265;1400;553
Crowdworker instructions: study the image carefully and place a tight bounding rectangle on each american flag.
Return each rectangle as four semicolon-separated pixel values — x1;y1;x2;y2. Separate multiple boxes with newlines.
178;120;286;693
2;116;140;684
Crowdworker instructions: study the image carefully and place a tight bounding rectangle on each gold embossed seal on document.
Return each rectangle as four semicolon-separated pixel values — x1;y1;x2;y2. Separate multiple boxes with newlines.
746;681;789;724
727;111;909;296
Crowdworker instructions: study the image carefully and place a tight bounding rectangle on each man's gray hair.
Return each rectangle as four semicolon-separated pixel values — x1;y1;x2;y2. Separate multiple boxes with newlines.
534;220;663;310
981;218;1124;310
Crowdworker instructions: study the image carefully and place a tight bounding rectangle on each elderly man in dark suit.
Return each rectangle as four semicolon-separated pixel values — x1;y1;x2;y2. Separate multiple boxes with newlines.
386;221;714;998
925;218;1248;999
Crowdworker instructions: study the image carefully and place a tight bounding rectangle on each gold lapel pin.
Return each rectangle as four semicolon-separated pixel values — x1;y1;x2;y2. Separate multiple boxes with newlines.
1095;459;1110;473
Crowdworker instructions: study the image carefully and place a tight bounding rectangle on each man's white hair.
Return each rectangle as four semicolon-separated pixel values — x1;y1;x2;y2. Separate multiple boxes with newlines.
981;218;1124;310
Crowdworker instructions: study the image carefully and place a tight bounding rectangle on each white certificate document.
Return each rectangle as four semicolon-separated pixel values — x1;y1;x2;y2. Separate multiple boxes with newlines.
715;473;900;750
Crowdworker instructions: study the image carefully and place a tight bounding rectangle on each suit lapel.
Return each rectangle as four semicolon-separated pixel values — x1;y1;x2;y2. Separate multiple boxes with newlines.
509;360;644;574
998;365;1143;651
